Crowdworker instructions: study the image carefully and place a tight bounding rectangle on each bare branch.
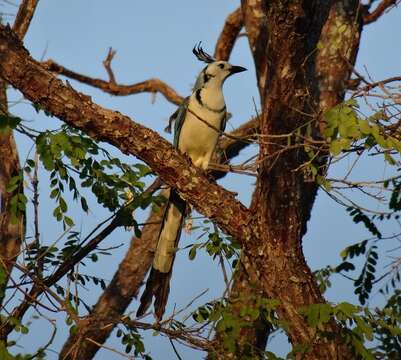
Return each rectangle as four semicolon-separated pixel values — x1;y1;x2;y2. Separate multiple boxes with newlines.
102;47;117;84
214;7;243;61
122;318;211;351
42;58;184;106
355;75;401;94
363;0;400;24
59;190;165;359
214;117;259;167
12;0;38;39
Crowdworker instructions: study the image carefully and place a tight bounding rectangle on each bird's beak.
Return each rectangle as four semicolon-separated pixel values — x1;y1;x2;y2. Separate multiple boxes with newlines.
229;65;247;75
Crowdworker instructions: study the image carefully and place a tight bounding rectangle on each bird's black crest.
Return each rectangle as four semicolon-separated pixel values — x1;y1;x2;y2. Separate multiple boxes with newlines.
192;42;215;64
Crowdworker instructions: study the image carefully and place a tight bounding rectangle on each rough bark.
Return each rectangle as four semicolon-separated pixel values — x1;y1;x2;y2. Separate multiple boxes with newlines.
0;80;24;304
0;6;361;355
0;0;38;305
212;0;363;358
235;1;361;359
240;0;269;99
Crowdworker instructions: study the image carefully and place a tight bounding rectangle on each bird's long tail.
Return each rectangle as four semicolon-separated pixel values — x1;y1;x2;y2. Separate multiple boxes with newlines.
137;189;186;320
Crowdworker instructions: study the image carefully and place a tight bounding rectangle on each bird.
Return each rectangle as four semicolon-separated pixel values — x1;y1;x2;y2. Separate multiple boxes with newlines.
137;43;246;320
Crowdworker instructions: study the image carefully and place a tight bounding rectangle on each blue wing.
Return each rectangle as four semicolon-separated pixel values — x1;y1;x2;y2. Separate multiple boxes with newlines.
170;96;190;148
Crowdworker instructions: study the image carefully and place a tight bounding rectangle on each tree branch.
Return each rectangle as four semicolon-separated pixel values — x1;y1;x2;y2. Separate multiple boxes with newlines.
59;114;259;358
59;203;165;359
0;23;252;254
42;58;184;106
102;47;117;84
214;7;243;61
363;0;400;24
12;0;38;40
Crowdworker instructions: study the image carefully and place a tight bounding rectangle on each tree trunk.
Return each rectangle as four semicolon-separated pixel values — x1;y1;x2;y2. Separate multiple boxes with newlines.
0;79;25;306
0;0;364;354
211;0;362;358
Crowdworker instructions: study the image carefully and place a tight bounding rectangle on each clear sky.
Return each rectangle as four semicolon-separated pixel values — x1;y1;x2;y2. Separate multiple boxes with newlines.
2;1;401;359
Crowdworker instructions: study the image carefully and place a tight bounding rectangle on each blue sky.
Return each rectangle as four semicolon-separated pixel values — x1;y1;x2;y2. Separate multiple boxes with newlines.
2;1;401;359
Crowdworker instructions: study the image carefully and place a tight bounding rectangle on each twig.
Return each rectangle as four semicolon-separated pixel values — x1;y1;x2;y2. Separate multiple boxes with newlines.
32;151;42;273
122;317;210;351
42;59;184;105
363;0;400;24
169;338;184;360
103;47;117;84
85;337;136;359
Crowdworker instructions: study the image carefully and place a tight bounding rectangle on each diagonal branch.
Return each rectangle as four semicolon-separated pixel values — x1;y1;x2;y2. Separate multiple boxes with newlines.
214;7;243;61
59;115;259;359
59;204;164;359
363;0;400;24
42;58;184;106
12;0;39;40
0;23;252;256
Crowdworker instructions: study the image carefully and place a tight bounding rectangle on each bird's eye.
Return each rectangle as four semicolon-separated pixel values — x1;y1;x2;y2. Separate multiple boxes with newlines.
218;63;225;69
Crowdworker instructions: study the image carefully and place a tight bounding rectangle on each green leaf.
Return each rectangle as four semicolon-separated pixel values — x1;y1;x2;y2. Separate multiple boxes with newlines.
336;261;355;272
0;341;15;360
329;139;343;156
64;216;74;227
0;115;21;132
80;197;89;212
189;246;197;260
335;302;359;317
59;197;68;213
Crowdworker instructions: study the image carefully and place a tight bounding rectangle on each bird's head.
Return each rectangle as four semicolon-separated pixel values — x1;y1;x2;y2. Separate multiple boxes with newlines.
192;43;246;88
203;60;247;83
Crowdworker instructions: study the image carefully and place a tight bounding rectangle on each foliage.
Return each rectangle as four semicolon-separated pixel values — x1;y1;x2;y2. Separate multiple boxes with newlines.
116;326;151;359
1;2;401;359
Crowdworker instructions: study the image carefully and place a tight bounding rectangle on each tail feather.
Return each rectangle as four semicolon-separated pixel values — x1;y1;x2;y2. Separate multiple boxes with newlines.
136;268;172;320
137;190;186;320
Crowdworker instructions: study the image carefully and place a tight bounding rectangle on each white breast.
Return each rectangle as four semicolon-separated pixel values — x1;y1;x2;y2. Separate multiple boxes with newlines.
178;93;225;170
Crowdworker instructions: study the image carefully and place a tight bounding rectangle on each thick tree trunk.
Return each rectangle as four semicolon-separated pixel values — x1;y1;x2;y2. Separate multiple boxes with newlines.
0;1;362;353
248;0;361;358
0;79;25;305
0;0;38;307
212;0;362;358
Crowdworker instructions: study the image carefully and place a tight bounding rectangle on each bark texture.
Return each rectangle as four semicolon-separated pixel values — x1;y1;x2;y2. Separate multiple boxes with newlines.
0;80;24;303
220;0;362;359
0;0;38;304
0;0;365;355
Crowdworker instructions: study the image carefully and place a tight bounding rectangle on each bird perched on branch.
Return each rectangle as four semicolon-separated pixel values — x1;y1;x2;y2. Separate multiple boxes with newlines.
137;43;246;320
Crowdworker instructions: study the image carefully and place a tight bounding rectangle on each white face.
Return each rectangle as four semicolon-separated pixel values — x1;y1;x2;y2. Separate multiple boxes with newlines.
204;61;247;83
